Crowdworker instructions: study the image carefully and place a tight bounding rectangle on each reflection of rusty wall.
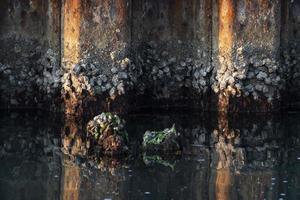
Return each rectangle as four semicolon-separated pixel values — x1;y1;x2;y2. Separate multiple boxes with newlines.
0;0;299;113
61;162;80;200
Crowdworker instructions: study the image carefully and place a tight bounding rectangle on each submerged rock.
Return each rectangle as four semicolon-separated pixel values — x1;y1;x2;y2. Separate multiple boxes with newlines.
142;124;181;154
87;112;128;155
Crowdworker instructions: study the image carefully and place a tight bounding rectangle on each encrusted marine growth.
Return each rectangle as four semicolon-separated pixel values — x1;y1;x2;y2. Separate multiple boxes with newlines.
212;52;283;102
0;44;61;108
62;51;137;100
87;112;128;155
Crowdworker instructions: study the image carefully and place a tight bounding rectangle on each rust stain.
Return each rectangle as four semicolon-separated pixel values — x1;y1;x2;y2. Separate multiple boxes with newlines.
218;0;234;113
115;0;127;26
63;0;82;116
215;2;234;190
62;159;81;200
63;0;81;68
215;169;231;200
219;0;234;54
218;0;234;55
214;112;235;200
61;117;84;200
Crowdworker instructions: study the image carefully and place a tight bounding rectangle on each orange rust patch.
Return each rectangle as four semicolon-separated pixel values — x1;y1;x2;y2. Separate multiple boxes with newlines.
215;169;231;200
62;160;81;200
63;0;81;68
218;0;234;113
63;0;82;116
218;0;234;57
115;0;127;26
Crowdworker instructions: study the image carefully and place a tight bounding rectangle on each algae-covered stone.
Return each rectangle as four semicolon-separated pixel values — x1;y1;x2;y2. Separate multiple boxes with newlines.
142;124;181;154
87;112;128;155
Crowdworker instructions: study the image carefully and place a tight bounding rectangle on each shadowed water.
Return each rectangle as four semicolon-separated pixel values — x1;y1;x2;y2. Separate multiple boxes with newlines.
0;111;300;200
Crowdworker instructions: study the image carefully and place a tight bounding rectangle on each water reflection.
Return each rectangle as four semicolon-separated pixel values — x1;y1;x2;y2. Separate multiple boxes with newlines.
62;116;88;157
0;111;300;199
0;111;61;200
61;160;80;200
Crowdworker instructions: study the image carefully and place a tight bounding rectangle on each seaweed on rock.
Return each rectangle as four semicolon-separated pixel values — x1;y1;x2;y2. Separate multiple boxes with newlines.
87;112;128;155
142;124;181;154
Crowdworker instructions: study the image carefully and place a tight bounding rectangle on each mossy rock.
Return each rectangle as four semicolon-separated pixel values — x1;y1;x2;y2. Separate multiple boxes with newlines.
142;124;181;154
87;112;128;155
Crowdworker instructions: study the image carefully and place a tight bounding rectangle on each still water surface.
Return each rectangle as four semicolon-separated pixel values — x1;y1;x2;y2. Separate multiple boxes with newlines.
0;111;300;200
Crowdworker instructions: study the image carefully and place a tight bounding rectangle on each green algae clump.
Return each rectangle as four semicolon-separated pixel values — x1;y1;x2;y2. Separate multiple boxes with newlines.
142;124;181;154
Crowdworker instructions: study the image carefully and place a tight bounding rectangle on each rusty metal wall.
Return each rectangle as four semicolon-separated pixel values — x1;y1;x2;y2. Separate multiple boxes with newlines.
131;0;212;102
0;0;61;109
0;0;299;113
281;0;300;110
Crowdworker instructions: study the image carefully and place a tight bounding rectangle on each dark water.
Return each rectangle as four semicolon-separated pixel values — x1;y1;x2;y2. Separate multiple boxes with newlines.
0;111;300;200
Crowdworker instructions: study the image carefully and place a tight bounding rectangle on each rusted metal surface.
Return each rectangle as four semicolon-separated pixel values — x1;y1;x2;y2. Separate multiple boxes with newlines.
212;0;282;113
62;0;132;116
132;0;211;49
79;0;131;57
281;1;300;110
0;0;61;109
63;0;81;67
215;169;231;200
62;0;82;115
233;0;281;57
0;0;60;46
49;0;61;51
217;0;234;113
61;160;81;200
0;0;299;113
218;0;234;57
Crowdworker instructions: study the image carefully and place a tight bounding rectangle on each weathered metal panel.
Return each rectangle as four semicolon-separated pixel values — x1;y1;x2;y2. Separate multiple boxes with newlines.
61;0;133;115
212;0;282;112
131;0;212;103
0;0;61;109
281;0;300;110
0;0;299;112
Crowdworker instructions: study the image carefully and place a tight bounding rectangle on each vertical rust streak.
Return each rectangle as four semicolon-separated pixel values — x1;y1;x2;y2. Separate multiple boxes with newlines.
215;1;234;198
115;0;127;26
63;0;81;68
218;0;234;113
218;0;234;56
63;0;82;115
215;169;231;200
62;161;81;200
61;117;84;200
